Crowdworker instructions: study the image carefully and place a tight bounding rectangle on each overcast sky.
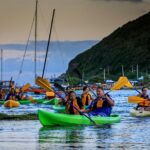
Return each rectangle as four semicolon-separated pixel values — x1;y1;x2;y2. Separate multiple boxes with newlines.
0;0;149;44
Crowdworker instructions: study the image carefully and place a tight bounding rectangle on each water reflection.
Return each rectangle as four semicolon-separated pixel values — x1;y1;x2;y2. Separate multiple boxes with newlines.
38;125;113;150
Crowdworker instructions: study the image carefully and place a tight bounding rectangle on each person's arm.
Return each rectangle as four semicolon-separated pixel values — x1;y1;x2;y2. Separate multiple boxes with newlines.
105;95;115;106
80;100;94;113
76;97;84;109
148;95;150;101
80;108;90;113
65;105;69;114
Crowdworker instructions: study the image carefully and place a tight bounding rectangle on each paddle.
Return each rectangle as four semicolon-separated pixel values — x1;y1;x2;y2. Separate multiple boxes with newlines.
128;96;150;106
46;91;55;97
36;76;97;125
18;83;37;103
128;96;145;104
22;83;31;92
74;69;131;95
35;76;51;91
110;76;133;91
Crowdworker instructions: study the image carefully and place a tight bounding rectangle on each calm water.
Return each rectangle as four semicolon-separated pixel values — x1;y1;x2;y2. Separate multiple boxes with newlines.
0;90;150;150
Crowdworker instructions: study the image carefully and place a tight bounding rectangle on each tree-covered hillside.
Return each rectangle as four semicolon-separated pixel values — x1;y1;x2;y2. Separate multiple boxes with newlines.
67;12;150;82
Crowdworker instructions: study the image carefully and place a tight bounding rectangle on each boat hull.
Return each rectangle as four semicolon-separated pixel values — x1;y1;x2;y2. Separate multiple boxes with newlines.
52;105;66;113
42;98;59;105
4;100;20;108
0;98;58;105
52;105;88;113
130;108;150;117
38;109;121;126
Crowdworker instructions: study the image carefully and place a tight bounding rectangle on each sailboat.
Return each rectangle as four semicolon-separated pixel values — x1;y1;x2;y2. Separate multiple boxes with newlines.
30;1;55;94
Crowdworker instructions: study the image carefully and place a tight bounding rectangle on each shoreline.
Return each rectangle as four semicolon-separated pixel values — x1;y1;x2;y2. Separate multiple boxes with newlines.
0;113;38;120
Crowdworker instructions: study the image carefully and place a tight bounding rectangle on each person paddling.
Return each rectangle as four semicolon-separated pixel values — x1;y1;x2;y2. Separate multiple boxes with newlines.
81;86;114;116
81;86;93;106
5;88;16;101
65;91;83;115
0;88;5;100
136;87;150;110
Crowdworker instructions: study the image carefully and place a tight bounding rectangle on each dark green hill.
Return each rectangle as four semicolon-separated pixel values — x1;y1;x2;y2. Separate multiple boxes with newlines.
67;12;150;81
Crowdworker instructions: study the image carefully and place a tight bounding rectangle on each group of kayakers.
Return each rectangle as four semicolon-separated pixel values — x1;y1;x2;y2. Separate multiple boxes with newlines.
0;86;27;101
57;86;115;117
56;86;150;117
1;80;150;117
0;88;6;100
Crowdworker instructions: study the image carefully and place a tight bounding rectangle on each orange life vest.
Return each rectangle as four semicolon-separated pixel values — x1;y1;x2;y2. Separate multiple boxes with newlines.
139;100;150;107
138;94;150;107
82;93;91;106
90;99;104;111
66;99;80;114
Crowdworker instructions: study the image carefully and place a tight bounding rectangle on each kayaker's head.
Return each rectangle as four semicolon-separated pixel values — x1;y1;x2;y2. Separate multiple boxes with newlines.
68;91;76;101
142;87;148;96
96;86;104;97
83;86;89;94
65;86;72;94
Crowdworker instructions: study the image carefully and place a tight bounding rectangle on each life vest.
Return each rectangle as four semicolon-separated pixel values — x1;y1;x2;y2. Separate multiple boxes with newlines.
82;93;91;106
66;99;80;114
90;98;104;111
139;100;150;107
138;94;150;107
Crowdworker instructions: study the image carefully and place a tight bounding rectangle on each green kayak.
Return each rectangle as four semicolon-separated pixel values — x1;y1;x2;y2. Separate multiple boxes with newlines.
0;100;31;105
52;105;88;114
0;100;5;105
38;109;121;126
19;99;47;104
52;105;66;113
42;98;60;105
0;99;47;105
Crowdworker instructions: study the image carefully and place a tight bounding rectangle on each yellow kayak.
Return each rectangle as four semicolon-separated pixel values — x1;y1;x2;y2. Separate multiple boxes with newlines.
4;100;20;108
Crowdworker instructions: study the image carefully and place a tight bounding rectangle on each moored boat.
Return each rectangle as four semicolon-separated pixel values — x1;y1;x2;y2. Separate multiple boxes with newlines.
0;98;57;105
38;109;121;126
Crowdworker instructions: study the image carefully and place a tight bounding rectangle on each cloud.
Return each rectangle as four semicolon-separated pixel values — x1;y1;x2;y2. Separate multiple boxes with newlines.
1;41;98;84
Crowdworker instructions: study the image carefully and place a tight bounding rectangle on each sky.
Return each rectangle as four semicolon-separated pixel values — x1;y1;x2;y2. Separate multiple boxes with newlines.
0;0;150;44
0;0;150;85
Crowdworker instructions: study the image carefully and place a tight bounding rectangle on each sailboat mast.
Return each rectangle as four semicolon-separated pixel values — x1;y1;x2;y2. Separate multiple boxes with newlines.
1;49;3;81
42;9;55;78
34;0;38;79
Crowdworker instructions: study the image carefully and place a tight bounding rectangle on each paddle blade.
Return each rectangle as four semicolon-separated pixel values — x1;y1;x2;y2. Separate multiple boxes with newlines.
111;76;133;90
111;76;127;90
124;78;133;88
22;83;31;92
128;96;145;104
36;76;52;92
46;91;55;97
